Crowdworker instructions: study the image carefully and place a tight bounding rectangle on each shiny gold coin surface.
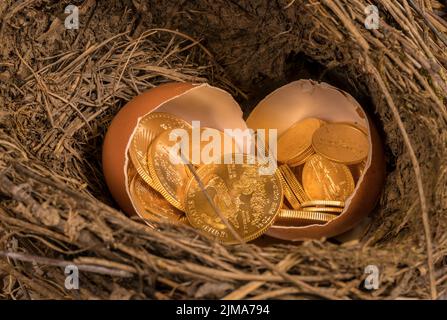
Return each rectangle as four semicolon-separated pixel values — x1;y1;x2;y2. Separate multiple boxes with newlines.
277;118;323;164
302;154;355;201
312;123;369;165
276;209;337;225
147;129;192;211
277;167;301;209
280;165;309;203
300;200;345;208
301;206;344;213
129;175;184;223
184;154;283;244
129;112;191;187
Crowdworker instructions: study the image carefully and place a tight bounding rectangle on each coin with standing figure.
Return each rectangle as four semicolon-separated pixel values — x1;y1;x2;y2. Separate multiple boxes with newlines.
184;154;283;244
129;112;191;189
302;154;355;201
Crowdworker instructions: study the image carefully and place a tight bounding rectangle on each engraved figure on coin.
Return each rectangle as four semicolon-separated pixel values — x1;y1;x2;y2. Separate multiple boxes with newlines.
202;165;268;231
157;145;183;186
232;166;268;227
203;175;239;230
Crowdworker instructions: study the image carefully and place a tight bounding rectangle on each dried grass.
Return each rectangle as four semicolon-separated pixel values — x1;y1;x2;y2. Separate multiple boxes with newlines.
0;0;446;299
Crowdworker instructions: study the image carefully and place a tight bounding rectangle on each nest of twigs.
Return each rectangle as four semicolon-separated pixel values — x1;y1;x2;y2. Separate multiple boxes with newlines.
0;0;446;300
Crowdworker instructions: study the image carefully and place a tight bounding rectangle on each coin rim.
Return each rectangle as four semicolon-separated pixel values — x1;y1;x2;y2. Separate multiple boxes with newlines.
277;167;301;209
301;206;344;213
300;200;345;208
279;165;309;203
276;209;338;224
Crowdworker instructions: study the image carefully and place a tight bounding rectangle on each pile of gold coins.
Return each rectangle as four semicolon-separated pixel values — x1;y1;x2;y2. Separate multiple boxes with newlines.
127;111;369;244
274;118;369;227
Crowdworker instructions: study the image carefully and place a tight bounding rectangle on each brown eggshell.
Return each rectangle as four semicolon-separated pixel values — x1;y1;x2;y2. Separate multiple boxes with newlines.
102;82;248;217
247;79;385;241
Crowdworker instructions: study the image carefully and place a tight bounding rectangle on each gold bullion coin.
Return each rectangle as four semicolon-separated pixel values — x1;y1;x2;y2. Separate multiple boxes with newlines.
277;167;301;209
312;123;369;165
302;154;355;201
301;206;344;213
147;128;196;211
277;118;323;164
129;175;184;222
129;112;191;188
300;200;345;208
280;164;309;203
184;154;283;244
276;209;337;225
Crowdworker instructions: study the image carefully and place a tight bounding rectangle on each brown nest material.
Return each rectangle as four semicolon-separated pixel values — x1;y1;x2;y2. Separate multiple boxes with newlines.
0;0;446;299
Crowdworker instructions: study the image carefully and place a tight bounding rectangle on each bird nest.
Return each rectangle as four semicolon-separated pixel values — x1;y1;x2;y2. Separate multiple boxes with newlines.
0;0;446;299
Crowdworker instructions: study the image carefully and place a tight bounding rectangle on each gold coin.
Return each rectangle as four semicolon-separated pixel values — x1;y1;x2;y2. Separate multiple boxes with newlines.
277;118;323;164
302;154;355;201
301;206;344;213
184;154;283;244
275;209;337;225
277;167;301;209
129;175;184;223
279;165;309;203
129;112;191;188
300;200;345;208
147;129;192;210
312;123;369;165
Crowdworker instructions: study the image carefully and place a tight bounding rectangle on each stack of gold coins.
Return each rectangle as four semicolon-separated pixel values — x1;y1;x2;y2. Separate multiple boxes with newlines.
277;118;324;166
127;111;370;242
127;112;191;224
127;112;284;245
273;118;369;227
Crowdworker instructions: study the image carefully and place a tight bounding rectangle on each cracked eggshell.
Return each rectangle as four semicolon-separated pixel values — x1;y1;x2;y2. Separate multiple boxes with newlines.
247;79;386;241
102;82;248;217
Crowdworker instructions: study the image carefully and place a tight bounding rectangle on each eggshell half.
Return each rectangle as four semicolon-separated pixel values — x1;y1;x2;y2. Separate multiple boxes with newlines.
247;79;385;241
102;82;249;217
